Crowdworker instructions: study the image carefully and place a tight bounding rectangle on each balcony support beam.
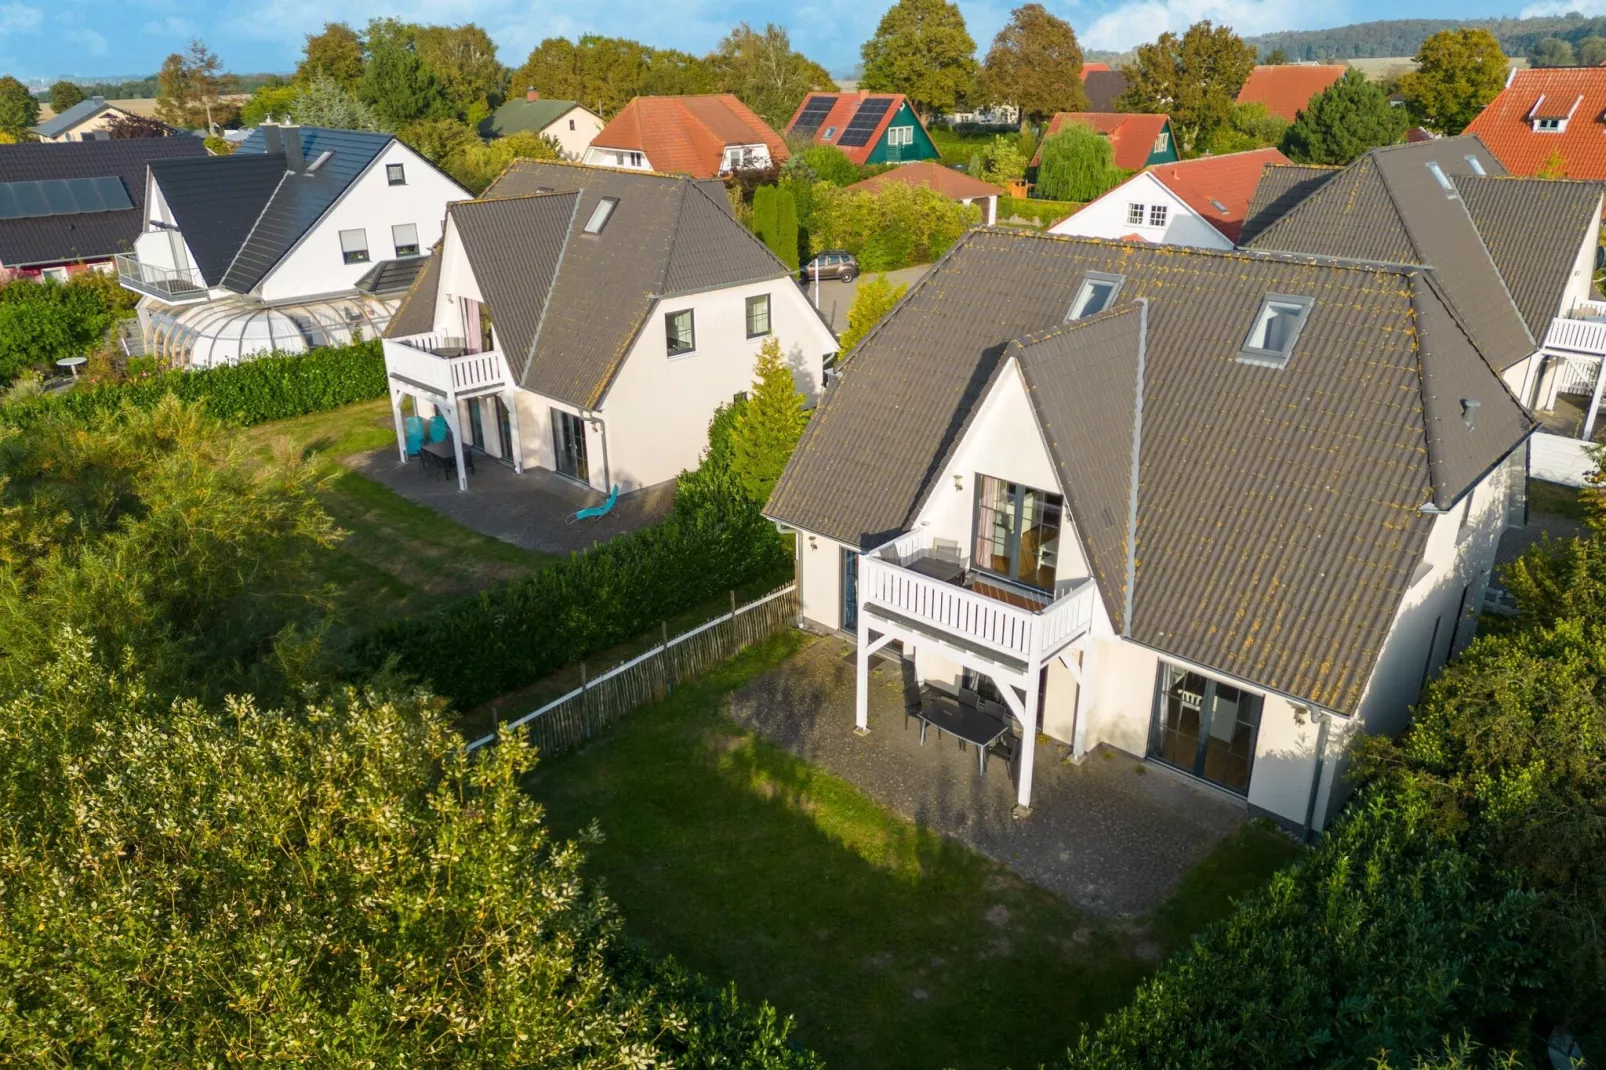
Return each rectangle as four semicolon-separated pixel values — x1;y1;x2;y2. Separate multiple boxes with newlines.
389;383;408;464
1016;657;1041;812
1585;356;1606;443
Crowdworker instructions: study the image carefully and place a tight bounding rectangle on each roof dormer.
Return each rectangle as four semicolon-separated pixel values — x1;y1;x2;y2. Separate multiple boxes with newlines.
1527;93;1582;132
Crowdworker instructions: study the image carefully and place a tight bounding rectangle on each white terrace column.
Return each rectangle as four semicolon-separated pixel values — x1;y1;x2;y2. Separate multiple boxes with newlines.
1071;640;1096;760
503;390;525;473
441;396;468;491
1584;356;1606;442
390;383;408;463
1016;659;1042;811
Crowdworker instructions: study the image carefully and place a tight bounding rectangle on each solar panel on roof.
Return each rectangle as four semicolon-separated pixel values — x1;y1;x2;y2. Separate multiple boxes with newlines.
837;97;893;148
793;95;837;138
0;177;133;220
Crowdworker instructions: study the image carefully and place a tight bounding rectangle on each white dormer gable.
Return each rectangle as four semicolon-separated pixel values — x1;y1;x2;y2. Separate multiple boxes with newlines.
1049;171;1232;251
1526;93;1583;133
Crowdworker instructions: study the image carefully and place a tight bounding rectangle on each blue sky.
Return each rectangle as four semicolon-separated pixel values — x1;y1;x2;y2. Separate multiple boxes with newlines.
0;0;1551;85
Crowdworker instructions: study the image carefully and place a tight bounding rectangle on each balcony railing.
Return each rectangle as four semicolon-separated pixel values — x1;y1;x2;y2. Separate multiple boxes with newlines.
114;253;207;302
861;528;1095;664
383;333;507;395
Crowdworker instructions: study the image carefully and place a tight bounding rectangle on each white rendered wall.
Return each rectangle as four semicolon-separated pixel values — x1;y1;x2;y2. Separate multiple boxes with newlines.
583;147;653;171
543;110;606;161
1558;201;1604;315
1049;173;1232;250
797;531;849;633
597;277;834;492
258;141;466;302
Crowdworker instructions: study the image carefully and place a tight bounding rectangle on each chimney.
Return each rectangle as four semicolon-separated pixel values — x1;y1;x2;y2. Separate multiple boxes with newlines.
282;123;305;172
262;121;282;156
527;87;540;102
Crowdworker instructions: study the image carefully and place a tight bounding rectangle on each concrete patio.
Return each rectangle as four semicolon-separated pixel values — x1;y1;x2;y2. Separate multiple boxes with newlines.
725;638;1253;918
347;448;675;555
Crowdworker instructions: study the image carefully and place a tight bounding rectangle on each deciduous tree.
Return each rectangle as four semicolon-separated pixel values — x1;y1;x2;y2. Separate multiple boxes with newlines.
1581;35;1606;66
239;80;300;126
104;113;174;138
296;22;365;90
1034;123;1124;201
1116;21;1255;155
1262;46;1289;64
839;274;908;357
980;4;1087;127
47;80;84;111
859;0;978;122
1204;101;1288;154
731;336;807;503
1530;36;1575;67
978;133;1027;184
0;75;40;139
809;181;979;269
708;23;837;129
509;36;715;119
1397;29;1508;135
358;18;451;127
155;39;232;130
1280;69;1405;164
414;23;505;123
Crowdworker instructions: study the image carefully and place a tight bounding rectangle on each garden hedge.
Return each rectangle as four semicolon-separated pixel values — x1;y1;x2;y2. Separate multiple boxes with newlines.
0;341;387;430
998;196;1082;227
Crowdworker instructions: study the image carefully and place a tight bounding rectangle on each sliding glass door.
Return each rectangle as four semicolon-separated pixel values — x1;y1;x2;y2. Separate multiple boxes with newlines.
551;409;588;483
1149;662;1262;795
972;475;1063;592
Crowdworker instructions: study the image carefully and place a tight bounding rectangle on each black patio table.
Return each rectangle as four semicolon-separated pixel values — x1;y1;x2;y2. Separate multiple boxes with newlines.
916;695;1009;775
420;439;475;479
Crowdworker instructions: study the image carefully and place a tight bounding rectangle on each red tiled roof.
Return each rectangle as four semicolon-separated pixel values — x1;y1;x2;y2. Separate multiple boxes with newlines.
1465;68;1606;179
1143;147;1290;241
1235;65;1347;122
1037;112;1170;171
589;94;788;179
1082;63;1111;73
785;92;922;165
844;160;1003;200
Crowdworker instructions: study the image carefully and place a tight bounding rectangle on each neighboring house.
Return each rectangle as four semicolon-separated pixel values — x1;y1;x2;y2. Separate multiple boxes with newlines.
31;96;141;142
1033;113;1178;171
765;224;1532;833
1050;147;1290;248
1241;136;1606;487
380;161;836;492
581;95;788;178
1234;64;1347;122
844;161;1004;224
479;91;604;161
118;122;469;368
1081;64;1129;112
787;92;941;166
944;103;1020;126
1464;67;1606;179
0;137;207;280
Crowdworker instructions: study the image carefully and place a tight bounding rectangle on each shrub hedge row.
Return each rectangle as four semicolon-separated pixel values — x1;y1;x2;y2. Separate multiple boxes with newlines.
353;473;793;710
0;341;387;430
998;196;1083;227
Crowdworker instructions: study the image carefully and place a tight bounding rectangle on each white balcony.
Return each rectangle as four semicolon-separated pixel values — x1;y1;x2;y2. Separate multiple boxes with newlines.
860;528;1096;667
114;252;207;303
383;333;509;397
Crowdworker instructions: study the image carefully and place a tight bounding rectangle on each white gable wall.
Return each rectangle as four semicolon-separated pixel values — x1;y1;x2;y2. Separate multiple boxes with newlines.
583;147;653;171
542;108;606;161
258;140;466;302
1048;172;1232;250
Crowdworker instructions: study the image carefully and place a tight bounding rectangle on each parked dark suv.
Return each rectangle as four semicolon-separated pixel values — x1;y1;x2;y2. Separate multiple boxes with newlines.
802;250;858;283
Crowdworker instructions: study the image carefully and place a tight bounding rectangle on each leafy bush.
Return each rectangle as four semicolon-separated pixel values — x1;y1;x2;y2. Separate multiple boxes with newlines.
839;274;909;357
0;340;387;431
793;143;861;186
810;181;979;270
0;276;118;383
979;134;1027;185
998;195;1081;226
1204;101;1289;155
1034;123;1126;202
1065;791;1540;1069
753;185;801;269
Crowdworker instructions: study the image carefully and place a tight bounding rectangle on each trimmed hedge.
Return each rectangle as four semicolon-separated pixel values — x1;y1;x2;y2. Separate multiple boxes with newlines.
353;472;793;710
0;341;387;430
998;196;1083;227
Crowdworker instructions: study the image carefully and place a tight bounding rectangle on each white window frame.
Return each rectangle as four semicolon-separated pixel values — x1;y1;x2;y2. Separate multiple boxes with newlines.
339;228;369;265
1238;294;1314;369
745;293;772;338
1154;131;1169;153
1126;203;1145;226
584;197;619;234
1148;204;1168;228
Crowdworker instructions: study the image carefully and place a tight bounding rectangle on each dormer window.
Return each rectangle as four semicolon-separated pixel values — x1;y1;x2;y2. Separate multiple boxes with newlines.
1067;272;1125;321
584;197;618;234
1534;117;1563;132
1238;294;1312;368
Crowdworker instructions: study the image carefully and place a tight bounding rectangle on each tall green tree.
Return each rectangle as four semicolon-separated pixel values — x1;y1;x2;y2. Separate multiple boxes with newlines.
980;4;1087;128
1280;68;1406;164
510;35;715;118
1116;20;1256;155
1397;29;1508;135
155;38;232;131
859;0;979;122
296;22;366;89
414;23;505;123
1034;123;1125;201
291;73;390;131
839;274;908;357
1262;46;1289;64
731;336;807;503
708;23;837;129
239;80;300;126
1204;101;1288;154
358;18;451;127
1580;35;1606;65
0;76;39;139
47;80;85;111
1530;36;1576;67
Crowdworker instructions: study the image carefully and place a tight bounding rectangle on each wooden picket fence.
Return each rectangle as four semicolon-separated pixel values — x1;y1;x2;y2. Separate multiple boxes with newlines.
465;583;798;755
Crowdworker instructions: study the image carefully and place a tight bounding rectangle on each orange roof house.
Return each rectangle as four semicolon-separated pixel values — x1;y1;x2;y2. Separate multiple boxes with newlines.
581;94;788;179
1035;112;1178;171
1235;64;1347;122
844;161;1005;223
1465;67;1606;179
1141;147;1291;241
785;92;941;166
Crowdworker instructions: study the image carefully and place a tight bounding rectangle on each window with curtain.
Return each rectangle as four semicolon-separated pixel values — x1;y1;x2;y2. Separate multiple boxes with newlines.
665;309;695;356
745;294;771;337
971;475;1063;591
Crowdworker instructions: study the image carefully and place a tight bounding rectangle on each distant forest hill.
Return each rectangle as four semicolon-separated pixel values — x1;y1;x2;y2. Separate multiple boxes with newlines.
1244;15;1606;60
43;72;284;101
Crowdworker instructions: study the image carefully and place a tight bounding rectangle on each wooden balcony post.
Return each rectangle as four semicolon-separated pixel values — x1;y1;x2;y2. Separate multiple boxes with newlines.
854;607;871;734
1016;656;1041;813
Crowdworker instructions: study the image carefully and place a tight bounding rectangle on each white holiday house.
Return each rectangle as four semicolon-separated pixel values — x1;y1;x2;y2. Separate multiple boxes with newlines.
381;161;836;492
117;123;468;367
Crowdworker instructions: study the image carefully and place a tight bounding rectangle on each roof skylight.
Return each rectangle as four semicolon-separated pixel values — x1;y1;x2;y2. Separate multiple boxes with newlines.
584;196;619;234
1464;155;1486;176
1237;294;1313;369
1066;272;1125;321
1425;160;1455;194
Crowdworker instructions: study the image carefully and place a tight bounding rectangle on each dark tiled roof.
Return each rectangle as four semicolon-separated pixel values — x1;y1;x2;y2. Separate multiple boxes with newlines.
1457;175;1606;339
765;228;1533;714
32;96;114;138
479;98;589;139
355;255;430;296
1012;306;1144;633
0;137;207;268
395;160;791;409
1082;70;1129;112
1238;163;1339;245
148;152;286;285
386;250;441;337
1245;137;1535;371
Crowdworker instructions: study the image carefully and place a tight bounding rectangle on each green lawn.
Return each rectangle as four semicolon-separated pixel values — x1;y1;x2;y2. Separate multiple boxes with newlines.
238;400;556;622
928;126;1003;168
530;632;1302;1070
1528;477;1589;521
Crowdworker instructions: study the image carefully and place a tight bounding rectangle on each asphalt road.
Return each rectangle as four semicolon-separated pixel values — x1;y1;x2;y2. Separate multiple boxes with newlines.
798;264;933;333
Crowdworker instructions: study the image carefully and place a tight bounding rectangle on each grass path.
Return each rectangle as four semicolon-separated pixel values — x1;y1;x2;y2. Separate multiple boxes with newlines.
530;632;1300;1070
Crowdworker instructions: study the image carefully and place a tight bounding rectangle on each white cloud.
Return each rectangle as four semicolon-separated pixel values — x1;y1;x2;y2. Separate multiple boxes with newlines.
1081;0;1333;51
0;3;42;34
1521;0;1606;15
142;15;194;36
65;25;108;54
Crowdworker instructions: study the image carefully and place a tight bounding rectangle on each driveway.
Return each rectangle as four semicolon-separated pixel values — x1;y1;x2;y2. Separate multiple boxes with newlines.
798;264;933;334
725;638;1250;918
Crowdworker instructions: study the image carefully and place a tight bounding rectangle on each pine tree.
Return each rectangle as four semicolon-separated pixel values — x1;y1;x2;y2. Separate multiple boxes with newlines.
751;185;778;257
731;336;806;504
1280;69;1406;165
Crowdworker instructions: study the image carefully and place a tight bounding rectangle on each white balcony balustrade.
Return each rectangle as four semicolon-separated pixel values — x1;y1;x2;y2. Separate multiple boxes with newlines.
383;333;509;396
114;253;207;303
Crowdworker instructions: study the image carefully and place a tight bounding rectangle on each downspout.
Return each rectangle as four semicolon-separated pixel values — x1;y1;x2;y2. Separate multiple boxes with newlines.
1301;710;1332;843
584;412;612;492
